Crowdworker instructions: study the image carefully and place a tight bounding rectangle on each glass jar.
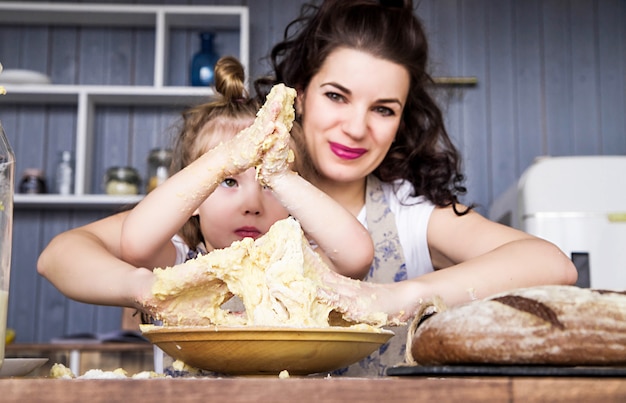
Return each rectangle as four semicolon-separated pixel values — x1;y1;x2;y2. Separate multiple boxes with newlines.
18;168;47;194
0;121;15;369
104;166;141;195
146;148;172;193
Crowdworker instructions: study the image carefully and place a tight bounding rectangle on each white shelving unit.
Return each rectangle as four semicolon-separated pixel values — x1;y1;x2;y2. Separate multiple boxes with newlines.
0;2;249;208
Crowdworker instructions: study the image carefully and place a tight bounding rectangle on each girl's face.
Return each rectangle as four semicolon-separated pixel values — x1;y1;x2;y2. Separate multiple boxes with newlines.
197;167;289;250
300;47;410;184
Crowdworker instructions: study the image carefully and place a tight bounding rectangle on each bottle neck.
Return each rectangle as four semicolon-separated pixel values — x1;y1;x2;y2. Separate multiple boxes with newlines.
200;33;214;52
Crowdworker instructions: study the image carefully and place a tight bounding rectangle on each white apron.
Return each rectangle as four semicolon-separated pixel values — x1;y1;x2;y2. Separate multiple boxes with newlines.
334;175;409;376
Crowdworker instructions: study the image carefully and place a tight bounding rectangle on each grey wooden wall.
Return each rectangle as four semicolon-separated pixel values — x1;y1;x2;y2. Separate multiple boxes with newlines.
0;0;624;343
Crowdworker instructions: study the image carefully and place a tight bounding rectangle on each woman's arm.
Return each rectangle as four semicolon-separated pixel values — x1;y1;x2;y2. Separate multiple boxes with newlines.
423;206;577;303
312;205;577;324
36;211;153;309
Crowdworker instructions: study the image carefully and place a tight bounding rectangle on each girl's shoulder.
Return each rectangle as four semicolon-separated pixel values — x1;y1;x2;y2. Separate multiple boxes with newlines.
171;235;207;264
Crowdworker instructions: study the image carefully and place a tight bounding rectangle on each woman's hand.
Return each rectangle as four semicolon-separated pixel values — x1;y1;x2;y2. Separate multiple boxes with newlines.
134;257;239;326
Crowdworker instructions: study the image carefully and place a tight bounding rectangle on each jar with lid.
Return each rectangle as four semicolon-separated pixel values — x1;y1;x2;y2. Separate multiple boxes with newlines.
104;166;141;195
146;148;172;193
19;168;47;194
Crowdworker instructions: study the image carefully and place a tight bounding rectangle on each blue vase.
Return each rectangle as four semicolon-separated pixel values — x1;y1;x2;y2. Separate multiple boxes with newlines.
190;32;219;87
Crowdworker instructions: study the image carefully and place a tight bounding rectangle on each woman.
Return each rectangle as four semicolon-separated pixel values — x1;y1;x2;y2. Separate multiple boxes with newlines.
38;0;576;376
251;0;577;374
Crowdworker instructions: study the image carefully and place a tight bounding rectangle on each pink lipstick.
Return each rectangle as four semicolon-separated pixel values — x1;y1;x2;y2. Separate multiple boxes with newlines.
329;142;366;160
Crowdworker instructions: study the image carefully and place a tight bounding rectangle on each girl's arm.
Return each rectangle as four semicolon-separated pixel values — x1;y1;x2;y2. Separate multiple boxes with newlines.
120;127;274;268
119;143;233;269
120;86;294;269
259;123;374;280
267;171;373;280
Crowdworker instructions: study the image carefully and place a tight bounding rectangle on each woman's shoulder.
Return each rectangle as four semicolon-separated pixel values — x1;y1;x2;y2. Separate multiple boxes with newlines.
382;179;431;207
382;179;435;223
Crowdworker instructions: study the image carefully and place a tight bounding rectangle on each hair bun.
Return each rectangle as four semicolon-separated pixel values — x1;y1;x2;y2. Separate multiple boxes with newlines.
214;56;247;102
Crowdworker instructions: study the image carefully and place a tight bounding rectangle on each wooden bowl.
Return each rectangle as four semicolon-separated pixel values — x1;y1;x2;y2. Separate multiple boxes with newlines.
142;326;394;375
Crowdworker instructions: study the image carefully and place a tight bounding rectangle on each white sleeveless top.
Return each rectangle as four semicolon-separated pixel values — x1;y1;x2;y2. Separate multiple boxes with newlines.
357;179;435;279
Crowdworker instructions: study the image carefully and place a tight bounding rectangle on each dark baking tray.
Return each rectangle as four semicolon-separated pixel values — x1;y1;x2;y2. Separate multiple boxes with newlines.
386;364;626;377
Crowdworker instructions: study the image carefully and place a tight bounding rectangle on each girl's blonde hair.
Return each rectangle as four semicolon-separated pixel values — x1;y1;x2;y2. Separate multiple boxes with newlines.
172;56;260;249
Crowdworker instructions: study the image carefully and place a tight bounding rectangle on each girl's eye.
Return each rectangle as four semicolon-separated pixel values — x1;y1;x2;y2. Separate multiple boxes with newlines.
220;178;238;188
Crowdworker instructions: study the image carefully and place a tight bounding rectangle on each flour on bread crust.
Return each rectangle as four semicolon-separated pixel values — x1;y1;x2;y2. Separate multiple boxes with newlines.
408;286;626;365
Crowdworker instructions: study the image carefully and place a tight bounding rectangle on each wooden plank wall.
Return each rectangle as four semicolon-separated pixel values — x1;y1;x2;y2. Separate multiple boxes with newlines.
0;0;624;343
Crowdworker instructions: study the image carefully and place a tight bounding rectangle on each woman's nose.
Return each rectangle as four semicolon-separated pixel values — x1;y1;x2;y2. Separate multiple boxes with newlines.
341;107;368;139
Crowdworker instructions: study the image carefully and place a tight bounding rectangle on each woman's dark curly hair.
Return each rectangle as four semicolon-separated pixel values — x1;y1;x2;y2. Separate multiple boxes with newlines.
255;0;470;214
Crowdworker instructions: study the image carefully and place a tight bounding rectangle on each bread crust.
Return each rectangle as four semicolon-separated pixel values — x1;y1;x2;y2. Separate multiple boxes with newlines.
408;286;626;365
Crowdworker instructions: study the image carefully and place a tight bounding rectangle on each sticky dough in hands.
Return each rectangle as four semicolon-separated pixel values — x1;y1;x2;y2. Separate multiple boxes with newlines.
145;218;392;328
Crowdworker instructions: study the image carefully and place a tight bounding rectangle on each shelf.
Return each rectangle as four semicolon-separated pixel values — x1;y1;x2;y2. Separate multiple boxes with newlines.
0;2;249;87
0;85;215;106
14;194;143;210
0;2;245;29
432;76;478;86
1;2;250;208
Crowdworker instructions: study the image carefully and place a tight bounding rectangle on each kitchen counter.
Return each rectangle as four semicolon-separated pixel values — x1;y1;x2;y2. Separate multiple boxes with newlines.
2;376;626;402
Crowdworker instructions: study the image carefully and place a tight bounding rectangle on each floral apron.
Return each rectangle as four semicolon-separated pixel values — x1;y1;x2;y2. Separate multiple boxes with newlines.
334;175;409;377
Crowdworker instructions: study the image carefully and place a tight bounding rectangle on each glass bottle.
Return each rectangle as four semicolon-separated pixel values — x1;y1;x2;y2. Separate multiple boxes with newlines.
146;148;172;193
190;32;219;87
0;121;15;369
55;150;74;195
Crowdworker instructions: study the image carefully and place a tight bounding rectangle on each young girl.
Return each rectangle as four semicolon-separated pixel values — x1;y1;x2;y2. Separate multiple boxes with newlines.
120;56;373;279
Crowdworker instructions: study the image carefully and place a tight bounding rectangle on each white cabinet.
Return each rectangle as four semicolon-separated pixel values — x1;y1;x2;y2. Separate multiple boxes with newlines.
0;2;249;208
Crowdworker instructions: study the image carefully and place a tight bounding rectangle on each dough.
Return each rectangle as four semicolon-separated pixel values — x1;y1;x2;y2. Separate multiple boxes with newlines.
148;218;388;329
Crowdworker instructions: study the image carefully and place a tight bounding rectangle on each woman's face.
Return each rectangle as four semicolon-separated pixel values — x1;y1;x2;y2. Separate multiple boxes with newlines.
197;167;289;250
300;47;410;184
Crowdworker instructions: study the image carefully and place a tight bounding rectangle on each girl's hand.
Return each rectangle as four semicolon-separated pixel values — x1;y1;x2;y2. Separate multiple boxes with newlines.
221;119;278;176
257;121;294;186
222;85;296;176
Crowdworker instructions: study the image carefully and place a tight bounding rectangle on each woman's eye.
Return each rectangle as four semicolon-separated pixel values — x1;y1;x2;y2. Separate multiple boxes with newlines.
220;178;238;188
374;106;395;117
325;92;346;103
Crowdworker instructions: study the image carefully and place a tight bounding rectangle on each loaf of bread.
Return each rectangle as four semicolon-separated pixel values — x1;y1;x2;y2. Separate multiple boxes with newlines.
407;285;626;366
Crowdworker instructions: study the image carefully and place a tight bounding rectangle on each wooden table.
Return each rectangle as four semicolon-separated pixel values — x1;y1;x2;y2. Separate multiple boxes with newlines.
1;376;626;402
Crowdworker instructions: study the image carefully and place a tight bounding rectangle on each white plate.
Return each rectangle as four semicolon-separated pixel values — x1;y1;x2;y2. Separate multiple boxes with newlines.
0;69;52;85
0;358;49;377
